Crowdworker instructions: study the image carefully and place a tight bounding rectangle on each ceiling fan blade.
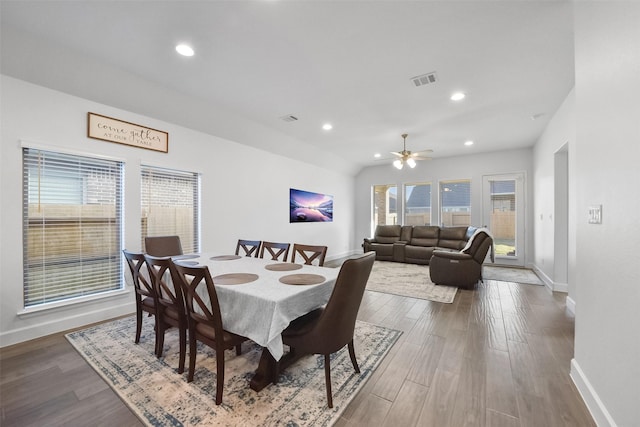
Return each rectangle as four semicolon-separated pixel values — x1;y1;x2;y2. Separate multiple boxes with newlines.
412;149;433;155
390;152;404;157
412;155;432;161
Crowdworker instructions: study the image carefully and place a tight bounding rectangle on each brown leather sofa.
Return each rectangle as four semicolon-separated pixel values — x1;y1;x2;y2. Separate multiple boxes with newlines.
429;230;494;289
363;225;478;265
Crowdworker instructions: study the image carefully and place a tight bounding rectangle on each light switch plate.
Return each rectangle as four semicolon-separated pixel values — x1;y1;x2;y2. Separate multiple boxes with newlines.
588;205;602;224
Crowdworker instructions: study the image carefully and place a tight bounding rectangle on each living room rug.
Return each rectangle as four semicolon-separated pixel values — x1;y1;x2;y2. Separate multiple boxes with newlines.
66;316;401;427
483;265;544;285
366;261;458;303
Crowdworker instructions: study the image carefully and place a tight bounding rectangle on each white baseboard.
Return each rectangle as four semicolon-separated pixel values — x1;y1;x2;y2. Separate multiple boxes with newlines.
570;359;618;427
565;295;576;315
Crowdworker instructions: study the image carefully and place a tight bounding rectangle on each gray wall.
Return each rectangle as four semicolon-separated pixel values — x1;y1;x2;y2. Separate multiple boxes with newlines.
570;3;640;426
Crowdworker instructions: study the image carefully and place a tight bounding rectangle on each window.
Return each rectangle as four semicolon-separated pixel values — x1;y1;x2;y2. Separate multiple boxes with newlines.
373;184;397;226
22;148;123;308
440;180;471;227
141;165;200;254
404;182;431;225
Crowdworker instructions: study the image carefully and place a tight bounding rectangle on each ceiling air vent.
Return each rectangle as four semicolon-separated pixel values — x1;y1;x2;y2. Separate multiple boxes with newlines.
411;72;438;87
280;114;298;122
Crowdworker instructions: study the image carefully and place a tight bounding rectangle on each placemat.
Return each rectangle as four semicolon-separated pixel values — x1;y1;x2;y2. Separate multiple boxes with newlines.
172;254;200;260
210;255;242;261
279;273;326;285
265;263;303;271
213;273;259;285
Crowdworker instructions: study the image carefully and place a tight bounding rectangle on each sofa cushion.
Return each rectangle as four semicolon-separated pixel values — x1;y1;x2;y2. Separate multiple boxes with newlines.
409;226;439;247
437;226;469;250
373;225;402;244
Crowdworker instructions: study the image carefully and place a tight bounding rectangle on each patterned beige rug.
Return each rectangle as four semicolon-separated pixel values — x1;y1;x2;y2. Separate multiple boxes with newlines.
366;261;458;303
66;316;401;427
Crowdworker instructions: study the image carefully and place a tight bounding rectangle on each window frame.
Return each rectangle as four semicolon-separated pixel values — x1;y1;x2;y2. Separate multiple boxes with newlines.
21;146;125;310
140;164;201;254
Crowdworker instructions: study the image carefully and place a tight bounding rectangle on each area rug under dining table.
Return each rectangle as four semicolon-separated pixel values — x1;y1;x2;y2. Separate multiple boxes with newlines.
66;315;401;427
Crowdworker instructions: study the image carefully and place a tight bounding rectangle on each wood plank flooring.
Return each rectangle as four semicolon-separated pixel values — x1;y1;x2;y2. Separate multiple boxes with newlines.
0;278;595;427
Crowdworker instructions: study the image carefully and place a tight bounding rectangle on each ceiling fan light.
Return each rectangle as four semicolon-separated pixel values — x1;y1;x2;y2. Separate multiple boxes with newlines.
407;158;416;168
393;159;403;169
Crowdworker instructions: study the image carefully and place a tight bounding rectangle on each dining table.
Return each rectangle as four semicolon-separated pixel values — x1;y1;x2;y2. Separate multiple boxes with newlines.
172;252;340;391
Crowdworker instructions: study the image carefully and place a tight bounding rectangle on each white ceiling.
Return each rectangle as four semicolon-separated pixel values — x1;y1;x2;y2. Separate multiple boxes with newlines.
1;1;574;175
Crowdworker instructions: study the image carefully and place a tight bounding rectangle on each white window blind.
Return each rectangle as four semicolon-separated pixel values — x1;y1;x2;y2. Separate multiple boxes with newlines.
22;148;123;307
141;165;200;254
440;179;471;227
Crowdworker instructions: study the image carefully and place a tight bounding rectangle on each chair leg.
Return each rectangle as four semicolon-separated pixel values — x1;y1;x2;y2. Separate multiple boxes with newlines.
235;343;242;356
324;354;333;408
215;348;225;405
156;321;165;358
348;339;360;373
178;323;186;374
135;307;143;344
187;334;197;383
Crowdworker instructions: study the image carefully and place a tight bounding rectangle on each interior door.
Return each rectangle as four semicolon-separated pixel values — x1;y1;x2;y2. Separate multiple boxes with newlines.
482;173;525;267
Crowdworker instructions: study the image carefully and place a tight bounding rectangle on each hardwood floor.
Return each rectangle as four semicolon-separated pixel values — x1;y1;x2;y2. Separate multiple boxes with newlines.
0;279;595;426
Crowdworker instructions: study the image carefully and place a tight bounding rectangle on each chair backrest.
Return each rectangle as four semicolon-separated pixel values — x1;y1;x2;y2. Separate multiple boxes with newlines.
144;254;185;310
170;261;224;331
123;250;154;299
291;243;327;266
235;239;261;257
304;252;375;353
145;235;183;257
260;241;290;262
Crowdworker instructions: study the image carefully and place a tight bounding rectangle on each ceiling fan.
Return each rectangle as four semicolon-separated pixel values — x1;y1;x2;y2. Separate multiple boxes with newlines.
391;133;433;169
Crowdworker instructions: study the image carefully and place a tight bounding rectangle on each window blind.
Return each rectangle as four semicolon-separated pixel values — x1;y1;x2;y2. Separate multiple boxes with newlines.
141;165;200;254
22;147;123;307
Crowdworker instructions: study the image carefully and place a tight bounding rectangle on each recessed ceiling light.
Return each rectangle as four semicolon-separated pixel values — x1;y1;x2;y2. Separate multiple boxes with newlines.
322;123;333;131
175;44;194;57
374;153;381;158
464;140;474;146
451;92;466;101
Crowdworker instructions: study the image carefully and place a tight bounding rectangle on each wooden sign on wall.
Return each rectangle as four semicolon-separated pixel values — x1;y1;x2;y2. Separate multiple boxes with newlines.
87;112;168;153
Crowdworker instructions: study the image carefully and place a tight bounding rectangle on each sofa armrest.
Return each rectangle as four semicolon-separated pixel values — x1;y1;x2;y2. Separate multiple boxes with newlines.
393;241;408;262
431;250;473;262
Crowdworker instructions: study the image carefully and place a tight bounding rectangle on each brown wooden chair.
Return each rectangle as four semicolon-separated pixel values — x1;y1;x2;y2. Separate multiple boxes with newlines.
291;243;327;266
281;252;375;407
235;239;261;258
144;254;187;374
145;235;183;257
259;241;290;262
170;261;248;405
123;250;158;353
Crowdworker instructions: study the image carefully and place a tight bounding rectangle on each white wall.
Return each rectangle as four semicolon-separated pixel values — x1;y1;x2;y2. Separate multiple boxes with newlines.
532;88;575;294
0;76;355;347
355;148;534;267
571;3;640;426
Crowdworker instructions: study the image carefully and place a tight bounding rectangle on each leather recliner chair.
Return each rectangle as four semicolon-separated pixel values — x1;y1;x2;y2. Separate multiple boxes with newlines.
362;225;403;261
429;230;494;289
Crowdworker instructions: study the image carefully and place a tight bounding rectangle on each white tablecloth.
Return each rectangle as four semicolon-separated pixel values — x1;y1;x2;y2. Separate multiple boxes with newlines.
176;253;339;360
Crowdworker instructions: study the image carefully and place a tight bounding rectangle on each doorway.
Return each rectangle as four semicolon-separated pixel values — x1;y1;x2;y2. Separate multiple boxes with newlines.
482;173;525;267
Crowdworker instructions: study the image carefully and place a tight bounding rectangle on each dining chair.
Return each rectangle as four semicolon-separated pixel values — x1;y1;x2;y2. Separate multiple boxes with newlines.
280;251;375;408
259;241;291;262
170;261;248;405
145;235;183;257
144;254;187;374
122;250;158;353
235;239;261;258
291;243;328;266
